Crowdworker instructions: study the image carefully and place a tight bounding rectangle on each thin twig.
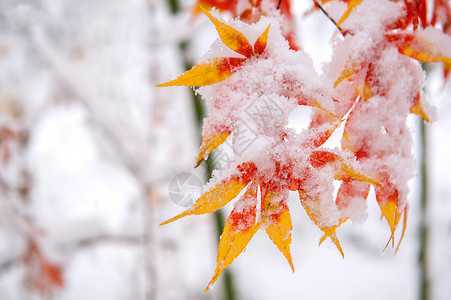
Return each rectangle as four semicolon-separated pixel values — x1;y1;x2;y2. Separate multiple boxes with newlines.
63;234;142;252
0;233;143;277
277;0;282;10
0;257;18;276
313;0;344;36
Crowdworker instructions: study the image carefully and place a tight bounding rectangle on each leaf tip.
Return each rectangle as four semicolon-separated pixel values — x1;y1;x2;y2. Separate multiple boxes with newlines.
159;210;191;226
194;157;204;168
205;268;221;292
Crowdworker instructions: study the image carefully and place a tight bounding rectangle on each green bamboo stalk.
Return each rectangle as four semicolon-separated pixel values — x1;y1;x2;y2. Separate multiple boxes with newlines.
418;117;430;300
168;1;236;299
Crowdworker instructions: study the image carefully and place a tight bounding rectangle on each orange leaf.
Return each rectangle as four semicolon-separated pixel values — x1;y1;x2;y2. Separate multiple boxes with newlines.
253;24;271;56
309;150;340;168
23;241;64;295
206;183;260;290
261;190;294;271
200;6;254;57
196;131;231;167
444;62;451;81
336;180;371;210
304;109;341;148
341;116;370;159
156;57;245;87
337;0;363;26
250;0;263;7
309;150;379;185
387;32;451;64
431;0;451;26
160;176;247;225
374;184;406;249
41;263;64;288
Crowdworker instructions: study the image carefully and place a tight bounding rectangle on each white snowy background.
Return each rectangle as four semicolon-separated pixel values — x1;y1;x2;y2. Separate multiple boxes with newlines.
0;0;450;299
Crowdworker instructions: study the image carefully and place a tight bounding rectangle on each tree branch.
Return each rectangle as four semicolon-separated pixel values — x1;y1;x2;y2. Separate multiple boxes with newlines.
313;0;345;36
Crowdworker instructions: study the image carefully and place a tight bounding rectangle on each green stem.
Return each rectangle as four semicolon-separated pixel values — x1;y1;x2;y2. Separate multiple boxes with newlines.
168;0;180;15
169;4;236;300
418;118;430;300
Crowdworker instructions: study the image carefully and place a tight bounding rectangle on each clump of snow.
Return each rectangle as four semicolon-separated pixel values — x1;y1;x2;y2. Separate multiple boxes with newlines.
341;0;403;34
192;0;436;242
416;26;451;59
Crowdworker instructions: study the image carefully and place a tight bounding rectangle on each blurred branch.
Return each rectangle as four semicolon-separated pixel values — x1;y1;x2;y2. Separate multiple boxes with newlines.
28;28;140;179
418;117;430;300
0;233;143;276
148;9;205;47
27;26;174;186
59;233;142;253
168;2;236;300
28;24;168;300
0;257;19;276
0;174;13;192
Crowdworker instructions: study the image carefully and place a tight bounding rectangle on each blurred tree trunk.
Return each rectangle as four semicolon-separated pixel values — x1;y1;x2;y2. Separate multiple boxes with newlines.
167;1;236;299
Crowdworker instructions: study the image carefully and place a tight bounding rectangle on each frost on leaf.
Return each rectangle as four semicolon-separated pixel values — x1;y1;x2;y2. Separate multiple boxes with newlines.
158;0;439;290
261;188;294;272
160;174;248;225
157;7;271;88
196;130;231;167
206;182;260;290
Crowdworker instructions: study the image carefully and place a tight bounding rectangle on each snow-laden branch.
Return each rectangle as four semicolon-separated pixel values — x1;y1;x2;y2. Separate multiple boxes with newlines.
27;26;176;186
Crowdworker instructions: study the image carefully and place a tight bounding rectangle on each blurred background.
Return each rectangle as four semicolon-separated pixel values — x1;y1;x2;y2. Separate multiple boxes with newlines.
0;0;450;299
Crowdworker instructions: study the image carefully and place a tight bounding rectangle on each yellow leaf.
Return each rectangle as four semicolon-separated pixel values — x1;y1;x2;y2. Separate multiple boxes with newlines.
335;62;373;100
375;185;404;248
406;45;451;64
160;177;247;225
357;82;373;100
337;0;363;26
336;162;379;185
206;183;260;291
410;97;431;122
200;6;254;57
388;33;451;64
318;219;347;257
156;58;244;87
396;205;408;253
334;62;358;88
379;200;400;248
261;190;294;271
196;131;231;167
309;150;379;185
253;24;271;55
298;191;345;257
